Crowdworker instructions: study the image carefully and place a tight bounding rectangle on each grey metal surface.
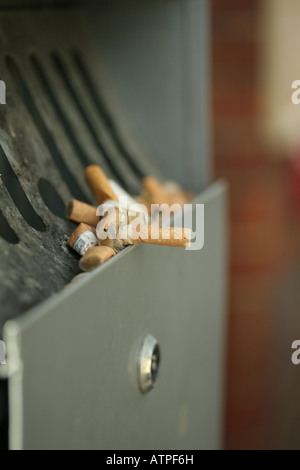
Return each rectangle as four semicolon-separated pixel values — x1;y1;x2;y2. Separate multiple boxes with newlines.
90;0;211;191
0;5;161;324
0;0;217;451
0;0;210;324
5;181;227;450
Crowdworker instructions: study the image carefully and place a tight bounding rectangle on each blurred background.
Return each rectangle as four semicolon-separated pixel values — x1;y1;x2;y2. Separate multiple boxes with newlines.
212;0;300;450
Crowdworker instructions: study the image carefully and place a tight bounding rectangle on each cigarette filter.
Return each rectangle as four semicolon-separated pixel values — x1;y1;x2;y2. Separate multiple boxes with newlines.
79;246;116;271
67;223;98;256
66;199;99;227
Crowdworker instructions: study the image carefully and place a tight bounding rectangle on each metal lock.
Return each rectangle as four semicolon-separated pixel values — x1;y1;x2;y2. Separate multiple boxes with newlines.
138;335;160;394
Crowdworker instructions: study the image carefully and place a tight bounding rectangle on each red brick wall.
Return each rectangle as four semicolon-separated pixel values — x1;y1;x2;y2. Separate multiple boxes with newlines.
212;0;300;449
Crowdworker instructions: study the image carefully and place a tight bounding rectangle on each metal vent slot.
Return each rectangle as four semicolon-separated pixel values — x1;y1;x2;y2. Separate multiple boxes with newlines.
72;50;146;180
38;178;65;220
51;51;124;187
30;54;91;170
52;51;142;193
0;145;45;232
0;210;18;245
51;52;127;189
6;55;89;203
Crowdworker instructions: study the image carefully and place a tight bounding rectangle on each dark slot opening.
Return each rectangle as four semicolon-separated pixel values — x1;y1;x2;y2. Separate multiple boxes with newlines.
71;50;145;179
30;54;90;168
0;209;19;244
0;145;45;232
51;52;131;190
6;55;89;204
38;178;65;219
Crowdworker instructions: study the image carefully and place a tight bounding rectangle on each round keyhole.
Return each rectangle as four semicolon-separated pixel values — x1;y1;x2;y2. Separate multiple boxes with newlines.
138;335;161;394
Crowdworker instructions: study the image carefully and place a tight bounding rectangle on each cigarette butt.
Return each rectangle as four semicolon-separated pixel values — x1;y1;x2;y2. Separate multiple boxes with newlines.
67;223;98;255
134;226;191;248
109;179;137;208
67;223;91;248
142;177;170;205
185;191;196;202
79;246;116;271
162;181;190;205
85;165;118;205
66;199;99;227
96;210;132;252
143;178;193;206
134;196;151;213
163;181;182;195
168;193;189;206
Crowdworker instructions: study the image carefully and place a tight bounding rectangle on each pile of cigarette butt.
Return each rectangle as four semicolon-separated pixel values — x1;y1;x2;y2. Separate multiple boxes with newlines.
66;165;194;274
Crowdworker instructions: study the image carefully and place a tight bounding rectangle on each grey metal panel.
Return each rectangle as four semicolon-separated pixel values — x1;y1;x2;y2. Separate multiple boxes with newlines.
87;0;210;191
181;0;212;190
5;181;227;450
